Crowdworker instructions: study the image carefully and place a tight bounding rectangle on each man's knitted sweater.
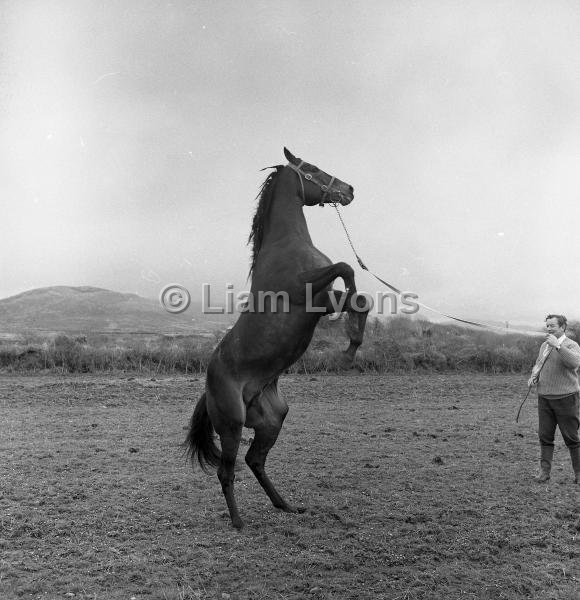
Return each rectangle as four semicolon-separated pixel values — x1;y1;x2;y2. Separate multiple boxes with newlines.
535;337;580;397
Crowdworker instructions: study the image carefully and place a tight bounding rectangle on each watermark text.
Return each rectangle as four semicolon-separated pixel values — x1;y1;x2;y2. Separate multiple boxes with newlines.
160;283;419;316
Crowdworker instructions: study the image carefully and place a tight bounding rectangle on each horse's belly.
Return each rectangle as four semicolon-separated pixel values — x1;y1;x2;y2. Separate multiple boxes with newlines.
218;312;319;375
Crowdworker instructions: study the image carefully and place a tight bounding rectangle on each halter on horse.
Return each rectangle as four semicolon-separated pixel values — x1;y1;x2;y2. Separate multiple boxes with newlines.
185;147;369;529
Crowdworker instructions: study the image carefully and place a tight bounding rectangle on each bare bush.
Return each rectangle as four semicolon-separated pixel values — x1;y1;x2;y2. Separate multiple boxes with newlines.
0;316;544;374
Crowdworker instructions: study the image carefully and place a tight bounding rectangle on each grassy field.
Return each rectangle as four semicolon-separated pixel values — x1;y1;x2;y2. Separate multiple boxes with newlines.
1;373;579;600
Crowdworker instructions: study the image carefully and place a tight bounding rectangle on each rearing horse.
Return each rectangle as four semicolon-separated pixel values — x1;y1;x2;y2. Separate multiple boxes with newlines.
186;148;369;529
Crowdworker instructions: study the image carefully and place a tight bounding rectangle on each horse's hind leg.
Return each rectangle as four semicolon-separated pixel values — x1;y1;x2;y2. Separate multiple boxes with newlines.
217;430;244;529
245;381;299;513
206;379;245;529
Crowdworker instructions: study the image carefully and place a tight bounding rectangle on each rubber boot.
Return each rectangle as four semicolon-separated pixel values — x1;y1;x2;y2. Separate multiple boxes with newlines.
569;446;580;484
537;445;553;482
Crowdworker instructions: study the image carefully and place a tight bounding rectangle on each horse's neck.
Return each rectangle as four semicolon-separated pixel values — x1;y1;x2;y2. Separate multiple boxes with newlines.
262;170;313;246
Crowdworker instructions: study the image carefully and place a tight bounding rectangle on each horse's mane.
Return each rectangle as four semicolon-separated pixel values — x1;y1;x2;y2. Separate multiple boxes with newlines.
248;165;284;277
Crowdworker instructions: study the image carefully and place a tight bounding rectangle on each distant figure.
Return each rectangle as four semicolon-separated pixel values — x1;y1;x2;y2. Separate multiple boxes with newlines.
527;315;580;483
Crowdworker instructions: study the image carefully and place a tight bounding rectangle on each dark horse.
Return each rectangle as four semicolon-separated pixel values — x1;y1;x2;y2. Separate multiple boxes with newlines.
185;148;368;529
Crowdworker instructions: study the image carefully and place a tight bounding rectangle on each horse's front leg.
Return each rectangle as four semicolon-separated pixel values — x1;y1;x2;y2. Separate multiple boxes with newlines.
324;290;369;363
290;263;368;362
291;262;357;306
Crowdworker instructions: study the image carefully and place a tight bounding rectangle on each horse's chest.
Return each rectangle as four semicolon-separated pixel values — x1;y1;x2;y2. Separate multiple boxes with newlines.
295;246;332;270
256;247;330;282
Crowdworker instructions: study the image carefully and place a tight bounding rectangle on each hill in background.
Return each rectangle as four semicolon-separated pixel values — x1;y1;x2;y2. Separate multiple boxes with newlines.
2;286;578;375
0;286;234;337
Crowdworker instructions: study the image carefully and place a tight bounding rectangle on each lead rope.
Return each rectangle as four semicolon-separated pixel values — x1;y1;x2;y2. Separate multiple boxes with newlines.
331;200;547;421
515;347;553;423
330;201;373;273
330;201;544;336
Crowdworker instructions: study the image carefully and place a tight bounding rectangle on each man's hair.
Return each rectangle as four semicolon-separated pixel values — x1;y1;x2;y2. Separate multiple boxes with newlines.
546;314;567;330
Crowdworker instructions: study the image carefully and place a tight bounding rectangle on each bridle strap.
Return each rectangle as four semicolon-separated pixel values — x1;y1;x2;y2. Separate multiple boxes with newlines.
321;177;335;204
286;161;340;206
287;161;307;203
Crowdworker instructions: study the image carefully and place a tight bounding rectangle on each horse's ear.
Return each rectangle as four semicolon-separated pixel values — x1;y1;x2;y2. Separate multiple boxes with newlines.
283;147;298;164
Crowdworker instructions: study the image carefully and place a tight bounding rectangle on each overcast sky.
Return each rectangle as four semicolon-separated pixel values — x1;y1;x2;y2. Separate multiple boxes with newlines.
2;1;580;325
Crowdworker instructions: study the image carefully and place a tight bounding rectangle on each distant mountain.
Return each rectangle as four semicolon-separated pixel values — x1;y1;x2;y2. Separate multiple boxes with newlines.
0;286;234;335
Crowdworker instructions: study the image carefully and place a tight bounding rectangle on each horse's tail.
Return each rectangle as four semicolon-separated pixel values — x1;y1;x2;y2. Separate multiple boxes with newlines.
184;392;221;472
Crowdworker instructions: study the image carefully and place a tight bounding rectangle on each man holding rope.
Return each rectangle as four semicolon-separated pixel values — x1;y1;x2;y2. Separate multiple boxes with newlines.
527;315;580;483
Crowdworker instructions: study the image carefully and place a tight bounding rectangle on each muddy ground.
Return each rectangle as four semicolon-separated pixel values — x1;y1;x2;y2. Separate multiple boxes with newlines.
1;373;579;599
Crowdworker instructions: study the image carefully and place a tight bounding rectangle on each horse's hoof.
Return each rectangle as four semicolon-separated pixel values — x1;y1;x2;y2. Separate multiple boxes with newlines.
232;517;245;529
280;504;306;514
339;353;355;369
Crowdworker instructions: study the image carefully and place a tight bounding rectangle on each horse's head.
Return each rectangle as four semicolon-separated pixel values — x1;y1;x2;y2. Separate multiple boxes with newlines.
283;147;354;207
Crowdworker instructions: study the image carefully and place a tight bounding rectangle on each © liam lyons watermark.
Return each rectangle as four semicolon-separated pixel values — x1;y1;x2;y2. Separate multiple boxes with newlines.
160;283;419;317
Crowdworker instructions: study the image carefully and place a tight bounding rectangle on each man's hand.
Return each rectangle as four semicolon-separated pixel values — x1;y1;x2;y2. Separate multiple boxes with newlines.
527;375;538;388
546;334;560;348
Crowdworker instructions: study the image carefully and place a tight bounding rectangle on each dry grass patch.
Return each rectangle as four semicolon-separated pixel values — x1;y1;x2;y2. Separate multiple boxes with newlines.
1;374;579;599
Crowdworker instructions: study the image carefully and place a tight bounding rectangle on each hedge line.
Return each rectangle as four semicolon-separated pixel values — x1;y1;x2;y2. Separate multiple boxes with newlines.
3;316;574;375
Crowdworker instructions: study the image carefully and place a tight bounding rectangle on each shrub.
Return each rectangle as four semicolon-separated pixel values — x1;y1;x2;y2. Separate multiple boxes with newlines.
0;315;553;375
